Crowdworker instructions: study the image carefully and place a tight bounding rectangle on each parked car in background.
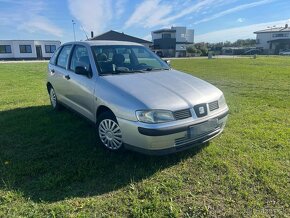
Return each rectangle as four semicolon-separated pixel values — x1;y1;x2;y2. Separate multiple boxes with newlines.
279;49;290;55
47;41;229;155
243;48;262;55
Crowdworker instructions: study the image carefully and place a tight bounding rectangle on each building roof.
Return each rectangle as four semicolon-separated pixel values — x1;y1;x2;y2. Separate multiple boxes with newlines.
89;30;151;44
152;29;176;34
254;25;290;34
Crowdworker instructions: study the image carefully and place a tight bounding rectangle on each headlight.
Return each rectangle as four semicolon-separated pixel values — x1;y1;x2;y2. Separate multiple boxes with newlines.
136;110;175;123
218;94;227;107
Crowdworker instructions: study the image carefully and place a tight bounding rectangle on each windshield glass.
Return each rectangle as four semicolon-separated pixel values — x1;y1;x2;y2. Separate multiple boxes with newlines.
91;45;169;75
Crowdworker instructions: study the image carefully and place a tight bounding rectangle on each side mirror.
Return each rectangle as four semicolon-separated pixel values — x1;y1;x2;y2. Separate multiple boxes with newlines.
75;66;91;77
164;59;171;67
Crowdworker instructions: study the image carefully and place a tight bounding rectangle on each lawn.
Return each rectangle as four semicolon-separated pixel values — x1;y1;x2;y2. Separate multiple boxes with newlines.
0;57;289;217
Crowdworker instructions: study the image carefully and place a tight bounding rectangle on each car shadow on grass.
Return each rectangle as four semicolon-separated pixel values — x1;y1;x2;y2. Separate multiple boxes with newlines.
0;106;208;202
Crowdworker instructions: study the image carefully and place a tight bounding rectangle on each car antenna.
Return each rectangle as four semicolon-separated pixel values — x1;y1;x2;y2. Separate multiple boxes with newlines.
80;24;89;40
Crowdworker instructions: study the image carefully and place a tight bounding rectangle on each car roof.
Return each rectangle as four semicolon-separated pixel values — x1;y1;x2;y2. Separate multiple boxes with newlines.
61;40;144;47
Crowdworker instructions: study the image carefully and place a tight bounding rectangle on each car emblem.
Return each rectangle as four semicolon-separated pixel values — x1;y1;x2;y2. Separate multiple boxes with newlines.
199;106;205;114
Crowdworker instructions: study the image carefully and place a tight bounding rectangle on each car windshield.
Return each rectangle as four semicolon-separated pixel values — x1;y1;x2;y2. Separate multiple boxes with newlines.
91;45;170;75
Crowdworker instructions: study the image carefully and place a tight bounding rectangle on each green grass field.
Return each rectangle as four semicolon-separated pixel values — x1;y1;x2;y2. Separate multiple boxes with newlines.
0;57;289;217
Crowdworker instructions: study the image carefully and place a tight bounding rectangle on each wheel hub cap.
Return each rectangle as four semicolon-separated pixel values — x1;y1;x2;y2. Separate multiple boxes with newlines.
99;119;122;150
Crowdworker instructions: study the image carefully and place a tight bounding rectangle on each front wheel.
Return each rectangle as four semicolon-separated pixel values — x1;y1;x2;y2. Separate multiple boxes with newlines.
96;112;123;151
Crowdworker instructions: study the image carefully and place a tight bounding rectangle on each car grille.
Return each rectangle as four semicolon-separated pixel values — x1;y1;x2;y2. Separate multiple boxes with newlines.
173;109;191;120
208;100;219;111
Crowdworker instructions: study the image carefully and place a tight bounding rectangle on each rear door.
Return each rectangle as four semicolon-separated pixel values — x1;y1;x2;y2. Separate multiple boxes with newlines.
52;44;73;105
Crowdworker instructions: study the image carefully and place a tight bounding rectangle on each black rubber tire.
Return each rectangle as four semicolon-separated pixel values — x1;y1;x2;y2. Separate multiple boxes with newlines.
96;111;124;152
49;86;62;111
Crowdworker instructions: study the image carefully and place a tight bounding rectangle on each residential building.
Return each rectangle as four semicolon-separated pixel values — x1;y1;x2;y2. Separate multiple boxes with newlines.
89;30;152;48
0;40;61;60
254;24;290;54
151;26;194;57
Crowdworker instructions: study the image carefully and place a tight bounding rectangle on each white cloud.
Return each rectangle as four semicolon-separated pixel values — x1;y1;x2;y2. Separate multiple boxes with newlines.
68;0;112;35
18;16;63;37
0;1;63;37
125;0;235;29
125;0;172;28
237;18;245;23
115;0;127;17
195;19;290;43
194;0;274;25
160;0;217;25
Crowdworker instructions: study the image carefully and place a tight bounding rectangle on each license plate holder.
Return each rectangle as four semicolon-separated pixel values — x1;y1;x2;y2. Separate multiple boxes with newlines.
188;119;218;138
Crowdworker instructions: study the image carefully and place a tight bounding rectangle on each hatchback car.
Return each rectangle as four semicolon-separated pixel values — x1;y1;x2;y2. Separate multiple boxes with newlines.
47;41;229;155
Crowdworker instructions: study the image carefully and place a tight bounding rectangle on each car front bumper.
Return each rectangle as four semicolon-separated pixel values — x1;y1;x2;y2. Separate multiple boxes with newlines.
117;109;228;155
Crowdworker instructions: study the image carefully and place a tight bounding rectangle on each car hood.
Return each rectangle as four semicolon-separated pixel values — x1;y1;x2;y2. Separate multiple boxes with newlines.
102;69;223;111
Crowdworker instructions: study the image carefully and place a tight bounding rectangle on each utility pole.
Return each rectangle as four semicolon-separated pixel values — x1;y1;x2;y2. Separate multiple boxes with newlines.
72;20;76;41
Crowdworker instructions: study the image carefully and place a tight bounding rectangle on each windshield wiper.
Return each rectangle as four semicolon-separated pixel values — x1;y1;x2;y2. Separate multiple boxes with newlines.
140;67;170;71
99;68;170;76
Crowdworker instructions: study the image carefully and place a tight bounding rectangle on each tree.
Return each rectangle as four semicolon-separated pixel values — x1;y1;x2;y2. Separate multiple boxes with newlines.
186;45;198;56
194;43;209;56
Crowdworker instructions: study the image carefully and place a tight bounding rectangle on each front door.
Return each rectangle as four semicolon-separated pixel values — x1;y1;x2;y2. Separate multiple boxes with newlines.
35;45;42;59
66;45;95;121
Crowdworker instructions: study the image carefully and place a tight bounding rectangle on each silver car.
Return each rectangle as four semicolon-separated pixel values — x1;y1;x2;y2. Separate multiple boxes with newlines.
47;41;229;155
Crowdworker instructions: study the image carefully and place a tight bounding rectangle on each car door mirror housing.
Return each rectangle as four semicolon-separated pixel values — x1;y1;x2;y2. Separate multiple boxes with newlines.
164;59;171;67
75;66;90;77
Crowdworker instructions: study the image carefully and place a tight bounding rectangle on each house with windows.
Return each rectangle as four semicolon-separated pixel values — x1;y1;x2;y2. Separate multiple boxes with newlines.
254;24;290;54
151;26;194;57
0;40;61;60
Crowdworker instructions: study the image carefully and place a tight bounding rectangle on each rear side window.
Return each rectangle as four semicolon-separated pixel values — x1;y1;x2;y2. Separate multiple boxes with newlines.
56;45;72;68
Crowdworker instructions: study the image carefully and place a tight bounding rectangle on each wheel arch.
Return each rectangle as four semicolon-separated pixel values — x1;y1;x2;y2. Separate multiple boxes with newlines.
96;105;116;121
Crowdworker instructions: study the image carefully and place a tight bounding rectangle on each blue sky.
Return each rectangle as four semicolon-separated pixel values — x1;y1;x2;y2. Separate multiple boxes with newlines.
0;0;289;43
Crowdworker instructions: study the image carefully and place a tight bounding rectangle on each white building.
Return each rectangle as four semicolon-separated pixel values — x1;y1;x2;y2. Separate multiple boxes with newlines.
152;27;194;57
0;40;61;60
254;24;290;54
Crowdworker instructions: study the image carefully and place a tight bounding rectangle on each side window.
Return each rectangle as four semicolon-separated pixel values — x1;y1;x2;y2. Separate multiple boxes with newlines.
56;45;72;68
49;46;61;65
70;45;91;73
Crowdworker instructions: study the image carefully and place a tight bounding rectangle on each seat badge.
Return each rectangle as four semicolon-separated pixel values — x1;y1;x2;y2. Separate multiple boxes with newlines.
199;106;205;114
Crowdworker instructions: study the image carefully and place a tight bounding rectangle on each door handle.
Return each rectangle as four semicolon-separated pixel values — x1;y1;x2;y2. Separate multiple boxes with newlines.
64;75;70;80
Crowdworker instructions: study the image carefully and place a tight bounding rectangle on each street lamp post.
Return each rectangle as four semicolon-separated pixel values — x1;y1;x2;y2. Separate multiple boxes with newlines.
72;20;76;41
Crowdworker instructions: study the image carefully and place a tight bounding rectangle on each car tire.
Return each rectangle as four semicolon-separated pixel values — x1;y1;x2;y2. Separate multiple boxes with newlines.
49;86;61;110
96;111;124;152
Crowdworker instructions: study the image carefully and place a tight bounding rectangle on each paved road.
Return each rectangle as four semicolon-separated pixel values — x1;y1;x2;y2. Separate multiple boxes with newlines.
167;55;251;60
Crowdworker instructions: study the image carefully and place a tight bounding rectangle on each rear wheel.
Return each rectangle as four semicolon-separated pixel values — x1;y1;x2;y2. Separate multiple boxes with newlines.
96;112;123;151
49;87;61;110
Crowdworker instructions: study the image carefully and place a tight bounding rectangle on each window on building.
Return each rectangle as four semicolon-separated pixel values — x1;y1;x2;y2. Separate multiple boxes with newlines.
45;45;57;53
19;45;32;53
162;33;171;39
273;33;289;38
56;45;72;68
0;45;12;53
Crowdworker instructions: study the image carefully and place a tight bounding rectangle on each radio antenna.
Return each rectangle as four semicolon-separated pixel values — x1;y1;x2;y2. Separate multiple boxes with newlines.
80;24;89;40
